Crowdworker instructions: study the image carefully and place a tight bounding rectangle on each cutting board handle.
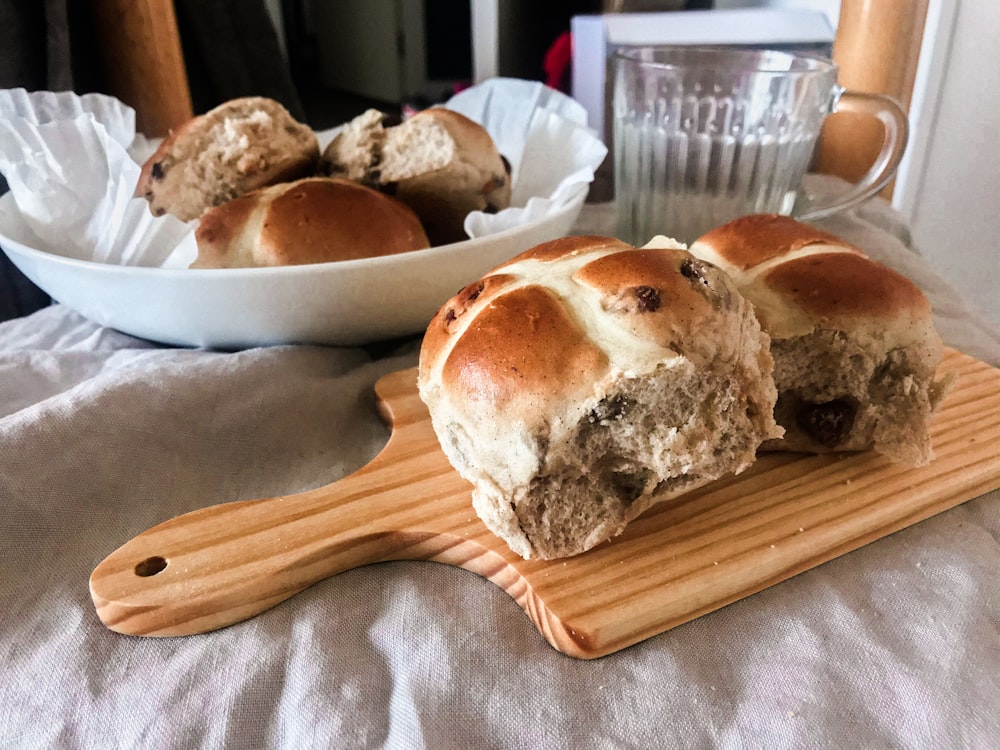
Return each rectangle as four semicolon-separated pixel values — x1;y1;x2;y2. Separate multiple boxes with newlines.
89;368;460;637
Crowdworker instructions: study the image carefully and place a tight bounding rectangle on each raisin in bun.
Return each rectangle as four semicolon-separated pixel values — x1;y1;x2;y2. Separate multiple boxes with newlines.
320;107;511;246
689;213;952;466
417;235;781;560
136;97;319;222
191;177;429;268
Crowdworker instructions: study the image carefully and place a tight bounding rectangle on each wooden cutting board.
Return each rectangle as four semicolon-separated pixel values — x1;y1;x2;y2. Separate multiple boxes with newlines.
90;349;1000;659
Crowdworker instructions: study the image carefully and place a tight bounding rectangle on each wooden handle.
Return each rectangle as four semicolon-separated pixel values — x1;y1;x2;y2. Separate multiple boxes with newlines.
89;369;458;636
815;0;929;192
87;0;194;137
90;478;377;636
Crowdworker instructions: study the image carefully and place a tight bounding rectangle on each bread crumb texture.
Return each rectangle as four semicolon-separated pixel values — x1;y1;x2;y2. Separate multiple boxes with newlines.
419;235;780;559
137;97;319;222
322;107;511;245
689;214;950;466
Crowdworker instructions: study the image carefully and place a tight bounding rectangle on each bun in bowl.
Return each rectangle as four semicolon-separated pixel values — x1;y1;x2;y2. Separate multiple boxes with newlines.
137;97;319;222
418;235;781;560
321;107;511;246
192;177;430;268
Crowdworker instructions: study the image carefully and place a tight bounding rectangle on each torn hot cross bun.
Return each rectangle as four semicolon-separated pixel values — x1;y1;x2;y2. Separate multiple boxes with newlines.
689;213;953;466
136;97;319;222
320;107;511;246
417;235;781;560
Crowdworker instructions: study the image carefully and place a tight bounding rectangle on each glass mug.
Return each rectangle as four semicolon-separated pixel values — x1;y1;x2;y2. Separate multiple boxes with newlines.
612;46;908;244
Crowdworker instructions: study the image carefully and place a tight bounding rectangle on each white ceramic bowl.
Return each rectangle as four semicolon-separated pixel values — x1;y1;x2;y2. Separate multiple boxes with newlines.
0;189;586;348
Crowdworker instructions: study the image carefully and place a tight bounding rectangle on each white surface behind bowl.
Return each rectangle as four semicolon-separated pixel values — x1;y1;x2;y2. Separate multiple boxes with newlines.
0;189;586;349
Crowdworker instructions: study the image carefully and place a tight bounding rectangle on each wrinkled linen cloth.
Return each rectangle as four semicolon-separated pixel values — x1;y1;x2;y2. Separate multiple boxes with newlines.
2;195;999;749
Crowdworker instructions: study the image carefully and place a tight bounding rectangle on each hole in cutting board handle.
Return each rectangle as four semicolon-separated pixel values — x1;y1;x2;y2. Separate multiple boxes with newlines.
134;556;168;577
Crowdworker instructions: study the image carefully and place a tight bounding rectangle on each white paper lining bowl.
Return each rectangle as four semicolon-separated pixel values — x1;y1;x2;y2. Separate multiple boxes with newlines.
0;188;586;348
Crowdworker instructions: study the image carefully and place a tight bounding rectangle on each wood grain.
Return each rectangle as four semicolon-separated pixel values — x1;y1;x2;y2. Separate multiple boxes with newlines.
815;0;930;194
87;0;194;137
90;349;1000;658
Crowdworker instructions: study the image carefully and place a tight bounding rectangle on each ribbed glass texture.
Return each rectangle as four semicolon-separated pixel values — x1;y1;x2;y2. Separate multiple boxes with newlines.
614;46;837;244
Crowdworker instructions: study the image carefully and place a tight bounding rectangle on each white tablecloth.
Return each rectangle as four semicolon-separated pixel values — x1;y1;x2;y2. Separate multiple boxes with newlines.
2;194;999;749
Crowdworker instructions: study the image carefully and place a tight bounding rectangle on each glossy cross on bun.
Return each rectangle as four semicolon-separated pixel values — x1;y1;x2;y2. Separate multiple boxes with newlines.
689;214;952;466
418;235;781;560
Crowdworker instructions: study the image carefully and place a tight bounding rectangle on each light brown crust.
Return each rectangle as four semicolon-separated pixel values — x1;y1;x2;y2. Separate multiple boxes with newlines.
422;237;647;375
690;214;933;333
193;195;257;265
761;251;932;325
420;234;752;429
694;213;854;269
494;235;627;266
438;285;609;424
258;179;428;264
192;178;429;268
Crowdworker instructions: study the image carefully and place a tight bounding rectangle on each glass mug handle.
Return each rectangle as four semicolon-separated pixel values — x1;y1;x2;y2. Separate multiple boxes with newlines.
795;87;909;221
